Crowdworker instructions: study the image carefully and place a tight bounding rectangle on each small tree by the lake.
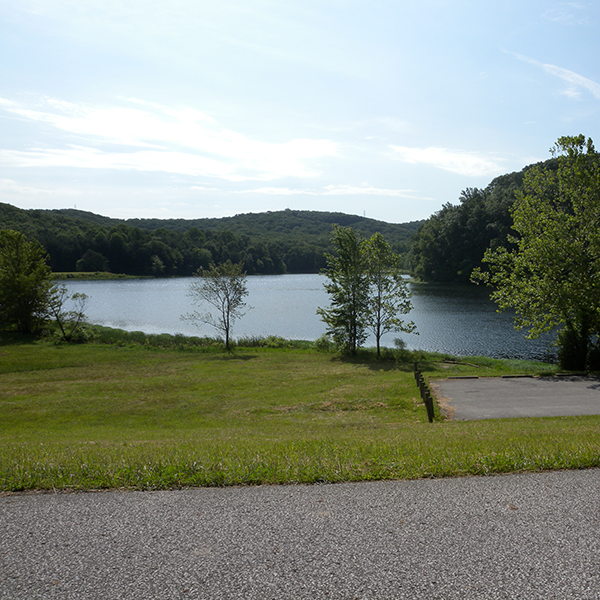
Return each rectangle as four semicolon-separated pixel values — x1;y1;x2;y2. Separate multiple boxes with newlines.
46;284;89;342
364;232;416;357
317;225;369;354
182;261;249;351
317;225;415;356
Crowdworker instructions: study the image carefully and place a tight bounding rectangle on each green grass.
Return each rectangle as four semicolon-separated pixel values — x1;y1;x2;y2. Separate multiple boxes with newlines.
1;333;598;492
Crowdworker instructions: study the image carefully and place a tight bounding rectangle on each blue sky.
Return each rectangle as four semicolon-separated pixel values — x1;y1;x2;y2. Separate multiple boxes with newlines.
1;1;599;224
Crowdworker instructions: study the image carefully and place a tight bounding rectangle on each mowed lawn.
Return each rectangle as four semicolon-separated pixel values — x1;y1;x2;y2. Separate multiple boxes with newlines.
1;343;426;441
1;340;600;491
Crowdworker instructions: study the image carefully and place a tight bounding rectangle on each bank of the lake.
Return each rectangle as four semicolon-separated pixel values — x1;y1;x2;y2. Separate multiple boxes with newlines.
62;274;557;361
54;271;147;280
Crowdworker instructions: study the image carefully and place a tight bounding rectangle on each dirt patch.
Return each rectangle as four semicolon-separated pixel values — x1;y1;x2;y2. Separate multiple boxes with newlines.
429;381;455;420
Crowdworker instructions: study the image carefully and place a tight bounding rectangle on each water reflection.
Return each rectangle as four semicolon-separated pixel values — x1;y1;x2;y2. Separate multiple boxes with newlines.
404;282;555;361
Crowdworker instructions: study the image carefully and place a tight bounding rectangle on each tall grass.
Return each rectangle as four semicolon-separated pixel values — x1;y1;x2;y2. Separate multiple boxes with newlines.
3;419;599;491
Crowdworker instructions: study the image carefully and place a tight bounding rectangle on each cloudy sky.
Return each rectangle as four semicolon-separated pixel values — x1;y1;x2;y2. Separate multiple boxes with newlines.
1;1;599;223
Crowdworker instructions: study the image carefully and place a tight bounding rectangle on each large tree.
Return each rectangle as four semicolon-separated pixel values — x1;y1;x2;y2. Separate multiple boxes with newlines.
0;230;54;333
472;135;600;370
317;225;370;354
365;233;415;358
182;261;249;350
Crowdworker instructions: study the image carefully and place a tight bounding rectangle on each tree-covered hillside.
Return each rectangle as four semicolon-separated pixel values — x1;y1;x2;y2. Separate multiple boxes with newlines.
0;204;421;277
54;208;420;252
409;158;559;283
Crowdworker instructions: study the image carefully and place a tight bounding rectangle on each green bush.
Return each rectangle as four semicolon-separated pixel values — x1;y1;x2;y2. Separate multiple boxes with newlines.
314;334;334;352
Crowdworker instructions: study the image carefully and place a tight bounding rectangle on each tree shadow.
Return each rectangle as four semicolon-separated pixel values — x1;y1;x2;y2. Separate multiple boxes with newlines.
210;352;259;362
329;348;459;374
332;354;413;373
0;331;40;347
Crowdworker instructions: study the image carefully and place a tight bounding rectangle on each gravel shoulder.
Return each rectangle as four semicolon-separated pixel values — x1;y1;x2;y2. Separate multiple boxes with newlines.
2;469;600;599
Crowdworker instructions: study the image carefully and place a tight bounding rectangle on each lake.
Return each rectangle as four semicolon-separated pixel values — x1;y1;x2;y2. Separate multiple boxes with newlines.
63;274;556;361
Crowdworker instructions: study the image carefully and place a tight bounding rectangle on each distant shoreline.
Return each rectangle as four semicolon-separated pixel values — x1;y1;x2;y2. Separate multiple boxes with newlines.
53;272;151;281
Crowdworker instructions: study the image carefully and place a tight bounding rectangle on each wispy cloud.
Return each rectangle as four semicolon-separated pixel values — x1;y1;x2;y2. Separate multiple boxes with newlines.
510;52;600;100
0;146;247;180
0;97;338;181
389;146;504;177
542;4;590;26
189;185;221;191
235;184;430;199
0;178;79;195
541;63;600;100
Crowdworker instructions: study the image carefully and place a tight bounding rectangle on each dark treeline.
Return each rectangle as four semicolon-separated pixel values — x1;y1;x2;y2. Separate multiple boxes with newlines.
0;204;421;276
409;158;559;282
1;157;561;281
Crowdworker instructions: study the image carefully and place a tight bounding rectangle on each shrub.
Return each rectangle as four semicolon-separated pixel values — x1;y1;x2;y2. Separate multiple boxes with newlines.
314;334;334;352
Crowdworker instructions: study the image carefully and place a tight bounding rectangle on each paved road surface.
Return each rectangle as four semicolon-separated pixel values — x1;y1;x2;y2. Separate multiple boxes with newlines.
2;469;600;599
432;375;600;420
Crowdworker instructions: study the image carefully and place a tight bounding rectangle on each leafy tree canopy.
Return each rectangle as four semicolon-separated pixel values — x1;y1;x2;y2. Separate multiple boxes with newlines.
472;135;600;370
409;162;557;282
0;230;54;333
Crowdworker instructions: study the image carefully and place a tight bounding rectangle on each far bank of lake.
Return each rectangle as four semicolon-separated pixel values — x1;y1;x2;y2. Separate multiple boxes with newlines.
63;274;556;361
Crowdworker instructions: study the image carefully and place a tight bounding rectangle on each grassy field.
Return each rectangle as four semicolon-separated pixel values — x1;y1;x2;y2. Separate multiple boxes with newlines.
1;332;599;492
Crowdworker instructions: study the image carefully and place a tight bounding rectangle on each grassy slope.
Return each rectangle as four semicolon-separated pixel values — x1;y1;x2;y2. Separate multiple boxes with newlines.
1;340;599;491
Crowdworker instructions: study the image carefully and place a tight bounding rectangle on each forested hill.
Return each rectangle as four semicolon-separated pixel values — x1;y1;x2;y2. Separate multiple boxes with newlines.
54;207;421;248
0;204;422;276
409;158;559;283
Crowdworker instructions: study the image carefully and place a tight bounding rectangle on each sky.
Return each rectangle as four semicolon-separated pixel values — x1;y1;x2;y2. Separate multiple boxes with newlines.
1;1;599;224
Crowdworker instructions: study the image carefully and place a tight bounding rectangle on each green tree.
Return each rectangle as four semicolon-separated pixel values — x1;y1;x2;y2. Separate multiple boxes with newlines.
0;230;54;333
472;135;600;370
317;225;369;354
365;232;416;358
76;249;109;272
150;254;166;277
410;171;526;283
182;261;249;350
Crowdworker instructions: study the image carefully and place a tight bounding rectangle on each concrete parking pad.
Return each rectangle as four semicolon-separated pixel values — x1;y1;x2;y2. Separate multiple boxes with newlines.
431;375;600;420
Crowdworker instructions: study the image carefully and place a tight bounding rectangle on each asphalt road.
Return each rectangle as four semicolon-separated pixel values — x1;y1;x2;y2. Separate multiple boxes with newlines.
432;375;600;420
2;469;600;599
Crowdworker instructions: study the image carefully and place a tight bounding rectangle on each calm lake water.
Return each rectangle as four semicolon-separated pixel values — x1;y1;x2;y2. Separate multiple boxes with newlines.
64;274;556;361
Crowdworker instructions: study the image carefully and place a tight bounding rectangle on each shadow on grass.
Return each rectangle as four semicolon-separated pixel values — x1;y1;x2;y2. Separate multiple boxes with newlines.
333;348;460;374
0;331;40;347
332;354;414;373
347;359;400;373
210;352;260;362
